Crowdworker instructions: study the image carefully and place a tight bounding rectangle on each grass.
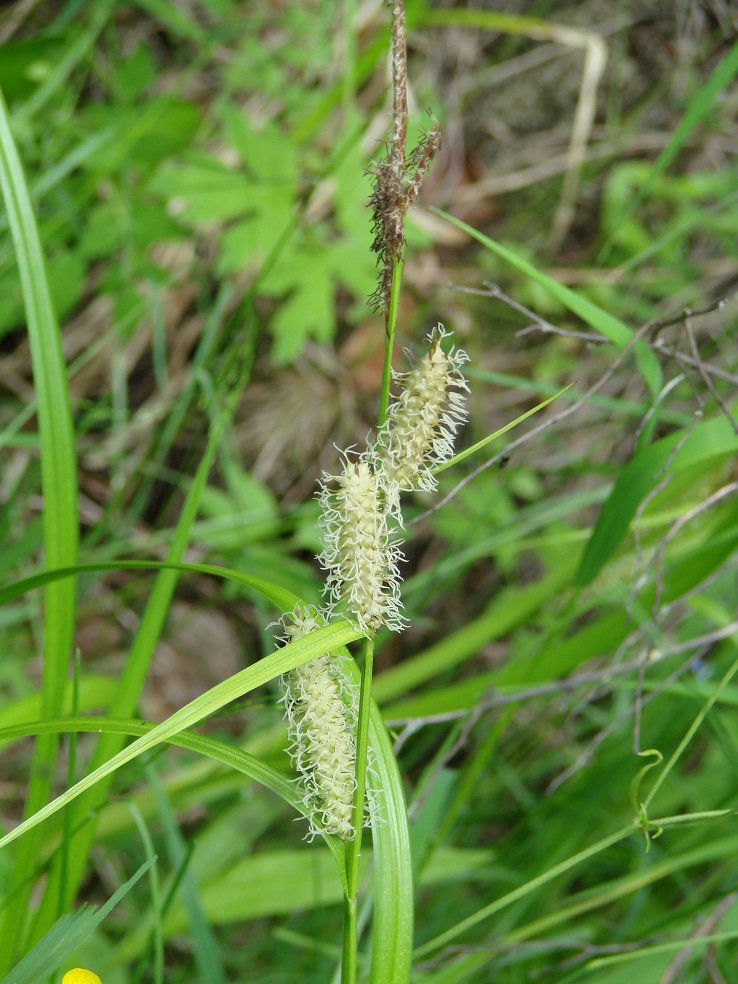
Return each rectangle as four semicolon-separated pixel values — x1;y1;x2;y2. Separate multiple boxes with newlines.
1;0;738;982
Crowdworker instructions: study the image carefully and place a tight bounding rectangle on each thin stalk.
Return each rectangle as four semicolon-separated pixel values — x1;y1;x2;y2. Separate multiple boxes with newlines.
414;823;635;959
342;635;375;984
58;649;82;921
129;803;164;984
354;248;402;976
378;259;403;427
644;637;738;811
431;707;513;852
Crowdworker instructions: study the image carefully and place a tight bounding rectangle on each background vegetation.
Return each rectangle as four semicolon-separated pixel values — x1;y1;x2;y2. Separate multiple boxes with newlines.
1;0;737;981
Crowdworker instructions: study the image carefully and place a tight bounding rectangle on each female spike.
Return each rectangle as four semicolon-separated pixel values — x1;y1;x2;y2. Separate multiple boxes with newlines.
318;456;405;634
278;606;360;840
377;324;469;495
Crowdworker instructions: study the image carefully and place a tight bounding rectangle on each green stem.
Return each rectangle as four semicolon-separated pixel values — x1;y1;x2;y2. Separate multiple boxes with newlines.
342;635;375;984
59;650;82;920
644;637;738;810
378;259;403;427
414;824;634;959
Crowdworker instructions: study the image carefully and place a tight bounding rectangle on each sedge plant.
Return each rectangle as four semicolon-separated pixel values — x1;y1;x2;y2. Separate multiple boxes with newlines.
0;1;466;980
270;2;465;977
4;3;736;983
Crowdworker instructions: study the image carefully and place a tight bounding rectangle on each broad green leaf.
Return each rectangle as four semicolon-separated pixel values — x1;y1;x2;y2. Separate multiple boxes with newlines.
0;38;62;103
198;458;280;549
150;156;259;224
82;99;201;175
576;412;738;585
220;102;299;184
111;44;157;101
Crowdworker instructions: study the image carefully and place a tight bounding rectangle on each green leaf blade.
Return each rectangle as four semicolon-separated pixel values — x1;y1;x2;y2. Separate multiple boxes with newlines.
0;82;80;966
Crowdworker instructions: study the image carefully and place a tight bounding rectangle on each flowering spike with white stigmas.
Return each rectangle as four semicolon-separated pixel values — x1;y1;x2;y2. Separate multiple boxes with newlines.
277;322;471;839
278;606;360;840
318;457;405;634
377;324;469;495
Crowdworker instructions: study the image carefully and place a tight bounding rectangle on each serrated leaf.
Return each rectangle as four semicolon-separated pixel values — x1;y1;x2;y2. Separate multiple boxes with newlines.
329;234;376;299
220;102;298;184
216;192;295;273
150;156;259;224
269;251;335;363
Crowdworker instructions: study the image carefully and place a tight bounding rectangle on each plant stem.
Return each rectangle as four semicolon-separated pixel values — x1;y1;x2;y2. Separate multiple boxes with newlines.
342;636;375;984
644;639;738;811
414;824;635;959
378;259;403;427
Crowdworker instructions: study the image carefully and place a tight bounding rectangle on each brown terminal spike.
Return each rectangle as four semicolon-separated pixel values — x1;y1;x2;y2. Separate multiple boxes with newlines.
366;0;441;320
405;120;441;210
390;0;408;178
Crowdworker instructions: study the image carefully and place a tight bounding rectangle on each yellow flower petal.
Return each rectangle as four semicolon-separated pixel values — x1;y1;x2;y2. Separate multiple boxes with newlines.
62;970;101;984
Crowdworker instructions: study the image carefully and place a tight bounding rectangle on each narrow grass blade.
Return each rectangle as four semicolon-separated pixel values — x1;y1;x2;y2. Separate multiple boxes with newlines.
413;825;632;959
599;38;738;260
374;564;572;705
0;575;408;975
433;209;663;395
0;559;302;612
0;717;302;817
0;859;153;984
0;568;413;981
0;622;361;855
27;430;222;947
148;770;228;984
588;929;738;972
0;714;350;884
434;384;572;474
0;83;79;964
342;658;413;984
